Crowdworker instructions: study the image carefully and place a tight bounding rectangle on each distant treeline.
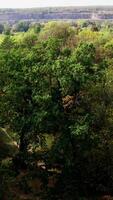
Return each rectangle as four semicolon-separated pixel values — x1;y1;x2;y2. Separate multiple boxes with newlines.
0;6;113;23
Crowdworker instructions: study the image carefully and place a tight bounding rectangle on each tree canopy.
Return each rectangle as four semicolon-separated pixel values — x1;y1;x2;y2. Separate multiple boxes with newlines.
1;21;113;200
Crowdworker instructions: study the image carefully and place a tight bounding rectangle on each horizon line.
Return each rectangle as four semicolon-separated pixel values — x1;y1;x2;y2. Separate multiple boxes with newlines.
0;5;113;9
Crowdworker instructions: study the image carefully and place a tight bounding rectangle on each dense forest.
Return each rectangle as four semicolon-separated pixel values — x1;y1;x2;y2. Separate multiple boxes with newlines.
1;20;113;200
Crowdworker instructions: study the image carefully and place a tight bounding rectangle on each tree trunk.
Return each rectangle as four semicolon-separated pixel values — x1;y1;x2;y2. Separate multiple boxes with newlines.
19;131;28;152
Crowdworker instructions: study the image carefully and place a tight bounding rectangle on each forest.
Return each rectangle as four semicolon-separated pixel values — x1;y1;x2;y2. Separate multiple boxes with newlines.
1;20;113;200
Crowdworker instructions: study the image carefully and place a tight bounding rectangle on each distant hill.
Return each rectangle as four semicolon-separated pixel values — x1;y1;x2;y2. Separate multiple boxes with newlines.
0;6;113;23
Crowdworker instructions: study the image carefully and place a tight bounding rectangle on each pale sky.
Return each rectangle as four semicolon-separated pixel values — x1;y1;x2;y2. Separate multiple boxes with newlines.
0;0;113;8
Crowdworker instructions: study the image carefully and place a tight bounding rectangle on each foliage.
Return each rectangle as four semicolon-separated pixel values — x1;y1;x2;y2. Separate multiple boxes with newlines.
1;21;113;199
12;21;30;32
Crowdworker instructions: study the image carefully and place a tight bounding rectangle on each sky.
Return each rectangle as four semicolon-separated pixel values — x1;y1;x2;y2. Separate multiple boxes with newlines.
0;0;113;8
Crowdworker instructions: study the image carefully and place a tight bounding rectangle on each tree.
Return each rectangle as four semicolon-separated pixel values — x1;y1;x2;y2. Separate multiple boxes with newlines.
39;21;75;43
29;23;42;34
12;21;30;32
0;36;62;154
3;24;11;35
